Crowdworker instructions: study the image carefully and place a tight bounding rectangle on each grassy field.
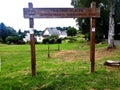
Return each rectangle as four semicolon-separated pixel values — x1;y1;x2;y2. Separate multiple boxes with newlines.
0;42;120;90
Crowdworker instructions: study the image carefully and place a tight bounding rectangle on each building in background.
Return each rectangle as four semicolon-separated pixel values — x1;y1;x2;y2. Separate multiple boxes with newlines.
43;27;67;38
23;27;67;43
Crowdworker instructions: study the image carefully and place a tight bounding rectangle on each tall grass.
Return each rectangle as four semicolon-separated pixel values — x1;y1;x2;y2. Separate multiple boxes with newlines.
0;43;120;90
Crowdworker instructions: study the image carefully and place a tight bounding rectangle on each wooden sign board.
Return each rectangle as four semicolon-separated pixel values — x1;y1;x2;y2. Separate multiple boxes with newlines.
23;8;100;18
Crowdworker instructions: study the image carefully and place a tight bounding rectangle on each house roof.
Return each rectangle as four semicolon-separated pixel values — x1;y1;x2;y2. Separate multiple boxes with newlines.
46;28;60;35
39;31;44;36
43;27;67;37
60;31;67;35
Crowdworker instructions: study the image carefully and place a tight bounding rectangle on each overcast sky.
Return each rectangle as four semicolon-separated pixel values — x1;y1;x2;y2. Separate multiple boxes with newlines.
0;0;78;31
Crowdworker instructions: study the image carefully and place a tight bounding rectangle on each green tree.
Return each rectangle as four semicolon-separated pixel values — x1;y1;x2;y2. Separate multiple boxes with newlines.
67;27;77;36
71;0;120;48
0;23;7;43
18;29;25;39
17;29;26;44
107;0;120;48
56;26;71;31
34;29;41;36
72;0;109;42
0;22;18;43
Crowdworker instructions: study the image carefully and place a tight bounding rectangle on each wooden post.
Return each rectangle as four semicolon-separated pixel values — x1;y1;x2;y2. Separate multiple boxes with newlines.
29;3;36;76
90;2;96;73
48;44;50;58
58;44;60;51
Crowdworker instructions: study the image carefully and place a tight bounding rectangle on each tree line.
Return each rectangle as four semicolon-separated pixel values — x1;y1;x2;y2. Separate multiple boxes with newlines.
0;22;77;44
0;22;25;44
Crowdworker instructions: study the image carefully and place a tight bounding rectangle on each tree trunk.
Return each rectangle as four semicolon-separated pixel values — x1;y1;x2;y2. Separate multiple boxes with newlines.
108;2;115;49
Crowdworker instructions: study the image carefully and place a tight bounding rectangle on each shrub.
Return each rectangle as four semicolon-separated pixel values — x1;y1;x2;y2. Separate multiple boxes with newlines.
5;36;18;44
95;38;103;43
42;38;49;44
17;40;25;44
56;38;62;44
0;37;3;43
67;27;77;36
42;38;62;44
78;38;86;43
49;38;55;44
68;38;77;43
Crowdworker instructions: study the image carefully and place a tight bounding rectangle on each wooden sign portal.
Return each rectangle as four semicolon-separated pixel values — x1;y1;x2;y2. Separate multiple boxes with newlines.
23;2;100;76
23;8;100;18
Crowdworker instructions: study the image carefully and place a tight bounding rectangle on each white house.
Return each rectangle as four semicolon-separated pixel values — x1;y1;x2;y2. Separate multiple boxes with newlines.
23;33;44;43
35;36;44;43
23;27;67;43
59;31;67;38
43;27;67;38
23;33;30;42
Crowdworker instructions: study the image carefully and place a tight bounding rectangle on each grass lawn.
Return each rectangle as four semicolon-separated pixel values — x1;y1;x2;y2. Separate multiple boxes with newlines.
0;42;120;90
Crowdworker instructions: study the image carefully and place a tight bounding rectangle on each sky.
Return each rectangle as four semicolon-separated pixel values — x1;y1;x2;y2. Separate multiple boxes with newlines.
0;0;78;31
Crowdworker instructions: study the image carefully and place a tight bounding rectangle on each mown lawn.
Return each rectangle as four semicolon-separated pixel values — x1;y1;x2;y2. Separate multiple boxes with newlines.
0;42;120;90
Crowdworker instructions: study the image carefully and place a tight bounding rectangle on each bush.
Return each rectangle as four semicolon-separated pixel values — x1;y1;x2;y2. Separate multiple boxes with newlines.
42;38;62;44
67;27;77;36
0;37;3;43
6;41;11;44
42;38;49;44
95;38;103;43
68;38;77;43
56;38;62;44
5;36;18;44
17;40;25;44
78;38;86;43
49;38;55;44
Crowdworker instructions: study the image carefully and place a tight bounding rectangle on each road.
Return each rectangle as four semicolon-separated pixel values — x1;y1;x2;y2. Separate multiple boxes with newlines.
114;40;120;46
105;39;120;46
